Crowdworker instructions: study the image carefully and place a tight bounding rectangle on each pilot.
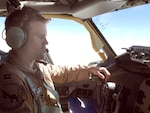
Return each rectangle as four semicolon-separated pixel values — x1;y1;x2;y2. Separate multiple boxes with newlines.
0;6;111;113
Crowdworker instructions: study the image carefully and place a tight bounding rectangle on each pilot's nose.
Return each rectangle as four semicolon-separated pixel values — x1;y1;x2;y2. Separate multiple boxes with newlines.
44;37;48;45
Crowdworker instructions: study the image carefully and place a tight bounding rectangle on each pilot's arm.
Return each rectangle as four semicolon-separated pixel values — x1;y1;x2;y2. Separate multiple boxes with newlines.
38;63;111;84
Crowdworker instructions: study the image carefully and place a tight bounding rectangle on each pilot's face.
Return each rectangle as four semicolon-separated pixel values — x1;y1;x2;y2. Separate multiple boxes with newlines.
24;20;48;60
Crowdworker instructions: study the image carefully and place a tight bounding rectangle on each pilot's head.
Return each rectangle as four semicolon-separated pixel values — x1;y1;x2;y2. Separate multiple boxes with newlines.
5;6;50;60
5;6;49;49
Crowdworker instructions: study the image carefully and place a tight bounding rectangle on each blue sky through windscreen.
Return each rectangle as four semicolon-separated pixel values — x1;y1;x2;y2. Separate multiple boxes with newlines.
92;4;150;55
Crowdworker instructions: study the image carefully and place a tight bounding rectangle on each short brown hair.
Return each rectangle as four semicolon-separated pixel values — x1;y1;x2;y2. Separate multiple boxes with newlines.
5;6;50;32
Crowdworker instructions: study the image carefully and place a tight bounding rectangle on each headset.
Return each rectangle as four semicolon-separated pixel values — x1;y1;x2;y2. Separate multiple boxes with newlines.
6;25;26;49
5;6;39;49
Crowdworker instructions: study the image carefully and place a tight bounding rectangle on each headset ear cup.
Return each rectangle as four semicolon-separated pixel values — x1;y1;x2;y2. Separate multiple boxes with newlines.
6;26;26;49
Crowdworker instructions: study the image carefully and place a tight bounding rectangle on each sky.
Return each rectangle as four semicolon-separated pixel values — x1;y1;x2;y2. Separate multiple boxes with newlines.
92;4;150;55
46;19;100;65
0;17;11;52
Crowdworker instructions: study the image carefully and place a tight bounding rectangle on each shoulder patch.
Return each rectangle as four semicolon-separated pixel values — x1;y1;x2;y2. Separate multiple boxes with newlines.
0;83;24;111
0;70;13;81
0;71;24;82
3;73;12;80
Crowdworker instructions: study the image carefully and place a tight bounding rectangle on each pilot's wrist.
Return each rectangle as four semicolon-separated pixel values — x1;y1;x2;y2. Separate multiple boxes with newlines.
87;64;96;80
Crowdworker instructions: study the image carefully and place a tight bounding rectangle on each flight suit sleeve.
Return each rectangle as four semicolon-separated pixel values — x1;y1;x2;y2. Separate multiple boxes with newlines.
0;70;33;113
46;64;91;84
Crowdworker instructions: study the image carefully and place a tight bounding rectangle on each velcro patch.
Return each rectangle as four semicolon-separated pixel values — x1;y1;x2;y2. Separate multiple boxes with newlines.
0;83;24;111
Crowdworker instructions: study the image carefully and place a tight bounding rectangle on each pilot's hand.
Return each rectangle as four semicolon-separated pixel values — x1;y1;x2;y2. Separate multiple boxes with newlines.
88;66;111;82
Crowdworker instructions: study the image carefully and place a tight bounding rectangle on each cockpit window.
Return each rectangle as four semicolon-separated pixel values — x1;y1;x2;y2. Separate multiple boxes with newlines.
92;4;150;55
0;17;10;52
0;17;100;65
46;18;100;65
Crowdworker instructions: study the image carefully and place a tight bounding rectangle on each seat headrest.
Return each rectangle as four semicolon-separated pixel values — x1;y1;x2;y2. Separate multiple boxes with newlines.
0;50;7;65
